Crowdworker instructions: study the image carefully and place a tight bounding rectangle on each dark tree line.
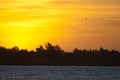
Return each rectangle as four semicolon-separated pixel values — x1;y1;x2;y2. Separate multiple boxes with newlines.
0;42;120;66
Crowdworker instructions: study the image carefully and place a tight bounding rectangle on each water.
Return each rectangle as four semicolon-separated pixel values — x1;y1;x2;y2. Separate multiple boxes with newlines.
0;66;120;80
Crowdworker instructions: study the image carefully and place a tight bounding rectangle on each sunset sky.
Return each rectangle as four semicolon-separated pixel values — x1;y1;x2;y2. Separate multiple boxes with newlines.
0;0;120;51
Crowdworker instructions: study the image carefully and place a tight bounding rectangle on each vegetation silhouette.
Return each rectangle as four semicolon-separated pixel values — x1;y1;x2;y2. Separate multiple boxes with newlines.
0;42;120;66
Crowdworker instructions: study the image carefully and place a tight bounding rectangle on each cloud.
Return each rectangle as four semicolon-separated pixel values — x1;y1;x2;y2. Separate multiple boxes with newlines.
50;0;120;6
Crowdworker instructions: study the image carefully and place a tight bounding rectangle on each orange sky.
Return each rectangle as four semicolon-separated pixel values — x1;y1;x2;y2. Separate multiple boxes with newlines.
0;0;120;51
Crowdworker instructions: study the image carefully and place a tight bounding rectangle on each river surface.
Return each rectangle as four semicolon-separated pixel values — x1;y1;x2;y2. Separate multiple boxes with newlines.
0;66;120;80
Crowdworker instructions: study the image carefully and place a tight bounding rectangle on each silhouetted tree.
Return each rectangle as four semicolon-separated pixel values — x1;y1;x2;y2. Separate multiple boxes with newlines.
11;46;19;52
36;45;46;54
0;43;120;66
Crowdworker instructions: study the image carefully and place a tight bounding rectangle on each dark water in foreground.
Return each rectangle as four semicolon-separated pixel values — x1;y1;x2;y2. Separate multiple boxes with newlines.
0;66;120;80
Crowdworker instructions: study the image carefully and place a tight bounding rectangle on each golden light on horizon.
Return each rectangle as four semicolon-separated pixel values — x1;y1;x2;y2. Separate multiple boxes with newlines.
0;0;120;51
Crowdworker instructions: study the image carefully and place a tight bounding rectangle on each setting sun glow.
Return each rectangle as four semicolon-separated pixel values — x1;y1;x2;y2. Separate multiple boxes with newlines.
0;0;120;51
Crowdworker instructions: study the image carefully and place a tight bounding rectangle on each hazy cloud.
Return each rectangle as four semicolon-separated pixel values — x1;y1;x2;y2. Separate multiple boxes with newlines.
50;0;120;5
